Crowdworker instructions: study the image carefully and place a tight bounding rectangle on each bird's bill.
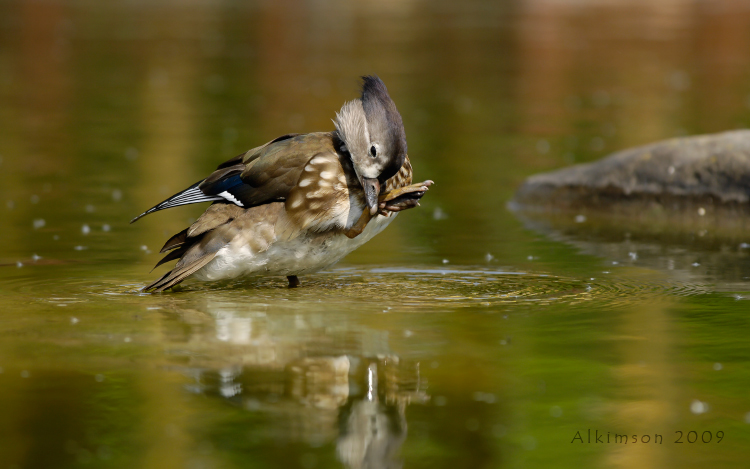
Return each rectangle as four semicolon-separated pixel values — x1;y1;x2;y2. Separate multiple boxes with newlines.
361;177;381;215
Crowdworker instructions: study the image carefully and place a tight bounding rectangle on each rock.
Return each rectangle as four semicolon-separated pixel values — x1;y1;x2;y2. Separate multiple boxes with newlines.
513;130;750;218
511;130;750;276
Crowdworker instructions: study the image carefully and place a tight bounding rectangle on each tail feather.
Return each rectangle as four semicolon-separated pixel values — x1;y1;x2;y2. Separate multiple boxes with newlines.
142;252;217;292
160;228;189;253
130;181;223;223
150;247;187;272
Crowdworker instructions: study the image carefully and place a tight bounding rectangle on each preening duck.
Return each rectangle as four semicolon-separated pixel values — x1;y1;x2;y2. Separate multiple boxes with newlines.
132;76;433;292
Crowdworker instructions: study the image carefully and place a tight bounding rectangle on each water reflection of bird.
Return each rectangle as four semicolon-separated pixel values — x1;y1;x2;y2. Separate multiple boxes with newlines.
131;76;433;292
337;362;408;469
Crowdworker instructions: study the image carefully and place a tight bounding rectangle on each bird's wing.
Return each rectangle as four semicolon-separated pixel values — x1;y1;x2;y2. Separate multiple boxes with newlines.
130;132;317;223
198;132;334;208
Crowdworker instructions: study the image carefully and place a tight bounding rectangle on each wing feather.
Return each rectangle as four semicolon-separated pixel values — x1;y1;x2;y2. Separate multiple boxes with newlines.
130;182;223;223
131;133;333;223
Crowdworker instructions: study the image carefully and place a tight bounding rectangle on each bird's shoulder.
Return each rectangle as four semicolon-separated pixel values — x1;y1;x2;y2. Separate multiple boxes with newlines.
199;132;340;208
282;137;363;235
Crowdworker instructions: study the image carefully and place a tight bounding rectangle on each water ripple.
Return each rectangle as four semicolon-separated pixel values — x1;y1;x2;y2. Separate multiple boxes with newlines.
1;266;711;312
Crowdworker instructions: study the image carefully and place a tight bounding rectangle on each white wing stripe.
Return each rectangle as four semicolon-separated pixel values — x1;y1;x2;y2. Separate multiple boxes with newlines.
219;191;244;206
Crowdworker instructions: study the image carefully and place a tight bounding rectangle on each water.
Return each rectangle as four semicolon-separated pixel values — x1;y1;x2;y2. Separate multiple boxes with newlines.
1;0;750;467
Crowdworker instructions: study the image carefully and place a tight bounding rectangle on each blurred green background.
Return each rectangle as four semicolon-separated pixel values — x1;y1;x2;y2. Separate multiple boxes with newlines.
1;0;750;468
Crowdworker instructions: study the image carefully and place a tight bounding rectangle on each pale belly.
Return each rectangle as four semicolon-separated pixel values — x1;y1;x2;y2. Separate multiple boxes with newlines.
192;213;397;281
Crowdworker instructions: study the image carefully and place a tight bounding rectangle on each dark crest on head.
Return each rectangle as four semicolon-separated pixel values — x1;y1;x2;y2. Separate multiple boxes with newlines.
360;76;407;182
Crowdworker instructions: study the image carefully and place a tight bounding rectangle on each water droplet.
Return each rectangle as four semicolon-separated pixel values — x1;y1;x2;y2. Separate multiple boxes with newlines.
432;207;447;220
522;435;537;450
590;137;604;151
713;363;723;371
16;261;23;268
698;207;706;216
33;219;45;229
102;224;111;232
97;445;112;461
669;70;691;91
492;424;507;438
536;139;550;154
111;189;122;202
205;74;225;94
70;317;79;324
485;253;494;262
442;259;449;264
125;147;139;161
575;214;586;223
690;399;708;414
592;90;610;107
81;224;90;235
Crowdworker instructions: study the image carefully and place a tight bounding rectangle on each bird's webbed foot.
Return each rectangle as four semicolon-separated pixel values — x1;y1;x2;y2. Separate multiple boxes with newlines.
344;180;434;239
377;180;434;215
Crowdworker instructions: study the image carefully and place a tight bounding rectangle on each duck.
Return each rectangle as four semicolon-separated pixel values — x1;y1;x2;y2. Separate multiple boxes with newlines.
131;76;433;292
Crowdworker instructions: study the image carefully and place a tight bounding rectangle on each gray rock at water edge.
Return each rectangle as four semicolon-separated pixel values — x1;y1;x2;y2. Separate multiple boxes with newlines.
513;130;750;216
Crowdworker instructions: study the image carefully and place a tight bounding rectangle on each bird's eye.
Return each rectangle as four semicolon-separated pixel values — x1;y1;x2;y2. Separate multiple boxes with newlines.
370;145;377;157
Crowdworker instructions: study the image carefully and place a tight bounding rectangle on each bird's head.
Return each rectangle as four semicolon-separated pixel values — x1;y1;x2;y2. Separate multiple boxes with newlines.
334;76;407;215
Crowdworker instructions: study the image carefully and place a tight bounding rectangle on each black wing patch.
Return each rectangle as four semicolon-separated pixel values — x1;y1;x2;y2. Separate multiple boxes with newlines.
198;166;251;207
